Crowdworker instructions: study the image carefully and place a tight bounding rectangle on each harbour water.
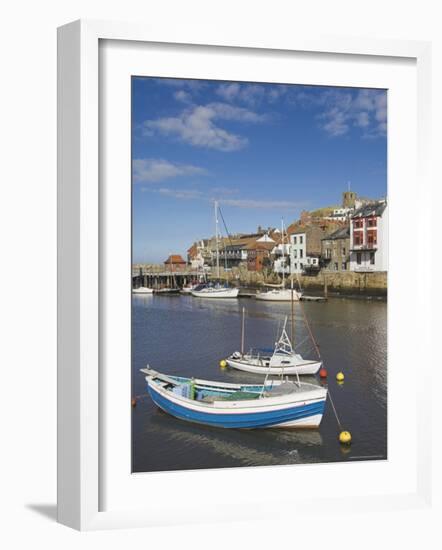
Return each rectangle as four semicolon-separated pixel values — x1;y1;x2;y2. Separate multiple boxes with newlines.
132;294;387;473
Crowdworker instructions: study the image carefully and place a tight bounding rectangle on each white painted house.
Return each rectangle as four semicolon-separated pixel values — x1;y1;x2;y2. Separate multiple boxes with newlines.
349;201;388;272
289;232;306;274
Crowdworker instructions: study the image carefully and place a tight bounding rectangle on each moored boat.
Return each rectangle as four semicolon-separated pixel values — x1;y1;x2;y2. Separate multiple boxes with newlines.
255;219;302;301
132;286;154;294
191;201;238;299
154;287;181;295
226;316;321;375
141;367;327;429
191;282;239;298
255;287;302;301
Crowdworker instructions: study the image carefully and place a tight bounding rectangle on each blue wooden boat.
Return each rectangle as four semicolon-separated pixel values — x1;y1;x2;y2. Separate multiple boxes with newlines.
141;367;327;429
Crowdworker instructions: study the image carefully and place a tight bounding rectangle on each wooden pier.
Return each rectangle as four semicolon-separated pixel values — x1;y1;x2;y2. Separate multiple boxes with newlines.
132;266;203;289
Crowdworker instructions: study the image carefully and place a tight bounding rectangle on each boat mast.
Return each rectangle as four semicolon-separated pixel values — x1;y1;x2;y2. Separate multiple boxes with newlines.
281;218;285;288
241;307;245;355
291;277;295;346
214;200;220;280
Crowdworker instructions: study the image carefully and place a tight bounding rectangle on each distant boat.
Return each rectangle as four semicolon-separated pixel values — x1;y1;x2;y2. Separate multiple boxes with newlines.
191;282;239;299
191;201;239;299
255;286;302;302
255;219;302;302
226;313;321;376
141;367;327;429
154;287;180;295
180;283;199;294
132;287;154;294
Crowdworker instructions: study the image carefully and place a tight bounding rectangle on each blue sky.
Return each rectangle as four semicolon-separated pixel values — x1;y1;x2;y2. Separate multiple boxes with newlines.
132;78;387;263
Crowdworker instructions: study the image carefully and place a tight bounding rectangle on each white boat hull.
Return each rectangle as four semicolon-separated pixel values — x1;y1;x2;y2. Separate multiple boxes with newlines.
226;357;322;375
255;289;302;301
191;287;239;298
132;287;154;294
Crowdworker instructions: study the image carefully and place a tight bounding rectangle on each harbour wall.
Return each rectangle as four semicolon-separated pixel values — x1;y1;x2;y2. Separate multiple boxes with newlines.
218;268;388;297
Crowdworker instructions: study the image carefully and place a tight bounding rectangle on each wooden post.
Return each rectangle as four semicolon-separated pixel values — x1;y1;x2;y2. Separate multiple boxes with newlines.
324;273;328;298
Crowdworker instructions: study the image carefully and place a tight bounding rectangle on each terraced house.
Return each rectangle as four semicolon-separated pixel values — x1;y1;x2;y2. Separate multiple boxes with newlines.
349;200;388;272
321;226;350;272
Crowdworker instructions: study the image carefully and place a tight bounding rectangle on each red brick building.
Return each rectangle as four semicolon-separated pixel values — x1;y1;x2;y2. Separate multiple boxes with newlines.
164;254;187;271
246;241;274;272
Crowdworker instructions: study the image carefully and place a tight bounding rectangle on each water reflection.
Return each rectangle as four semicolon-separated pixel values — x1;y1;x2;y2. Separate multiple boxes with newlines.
132;295;387;472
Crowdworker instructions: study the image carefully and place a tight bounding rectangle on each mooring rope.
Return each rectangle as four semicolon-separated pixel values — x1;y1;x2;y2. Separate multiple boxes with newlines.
327;390;343;431
299;300;321;360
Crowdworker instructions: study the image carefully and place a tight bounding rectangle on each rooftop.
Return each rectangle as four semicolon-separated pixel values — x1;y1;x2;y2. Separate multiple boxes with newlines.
164;254;187;264
322;226;350;241
352;200;387;219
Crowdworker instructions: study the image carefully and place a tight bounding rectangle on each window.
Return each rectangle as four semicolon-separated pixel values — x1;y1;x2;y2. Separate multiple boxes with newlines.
342;247;346;256
342;262;347;270
293;236;297;244
354;233;363;246
334;262;338;271
367;230;377;247
293;249;297;259
356;252;362;265
300;262;303;269
370;252;375;265
367;218;377;227
300;236;303;244
325;248;331;259
300;249;303;258
294;263;297;270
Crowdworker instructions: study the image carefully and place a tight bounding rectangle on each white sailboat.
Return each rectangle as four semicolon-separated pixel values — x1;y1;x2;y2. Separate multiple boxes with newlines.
191;201;239;299
132;286;154;294
255;219;302;302
226;311;322;376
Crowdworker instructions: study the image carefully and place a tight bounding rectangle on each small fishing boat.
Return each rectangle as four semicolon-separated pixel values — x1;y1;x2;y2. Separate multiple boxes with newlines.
226;315;322;375
141;367;327;429
132;287;154;294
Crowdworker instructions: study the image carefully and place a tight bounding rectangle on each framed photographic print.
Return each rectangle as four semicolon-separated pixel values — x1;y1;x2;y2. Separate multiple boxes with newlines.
57;20;432;530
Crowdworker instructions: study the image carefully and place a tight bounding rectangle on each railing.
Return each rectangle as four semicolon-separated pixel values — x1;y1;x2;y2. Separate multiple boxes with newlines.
350;243;377;251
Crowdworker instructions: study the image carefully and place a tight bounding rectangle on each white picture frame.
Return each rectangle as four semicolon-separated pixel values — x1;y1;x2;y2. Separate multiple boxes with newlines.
57;19;432;531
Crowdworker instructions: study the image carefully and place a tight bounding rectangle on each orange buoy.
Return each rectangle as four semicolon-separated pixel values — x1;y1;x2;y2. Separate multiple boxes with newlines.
131;398;137;407
319;368;328;378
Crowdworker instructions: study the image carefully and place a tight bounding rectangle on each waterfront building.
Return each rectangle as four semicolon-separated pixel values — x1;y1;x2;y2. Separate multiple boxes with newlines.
321;226;350;271
349;200;388;272
246;241;275;272
164;254;187;271
288;222;342;274
218;239;249;269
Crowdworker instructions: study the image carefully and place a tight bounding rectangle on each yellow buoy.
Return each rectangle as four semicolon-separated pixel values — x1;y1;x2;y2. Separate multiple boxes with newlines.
219;359;227;368
339;430;352;444
336;372;345;382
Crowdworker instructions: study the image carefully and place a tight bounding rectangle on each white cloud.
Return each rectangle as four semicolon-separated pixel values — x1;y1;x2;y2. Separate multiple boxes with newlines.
318;89;387;138
219;198;306;210
216;83;287;106
143;102;267;151
174;90;192;103
133;159;208;183
157;187;204;200
145;184;305;210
